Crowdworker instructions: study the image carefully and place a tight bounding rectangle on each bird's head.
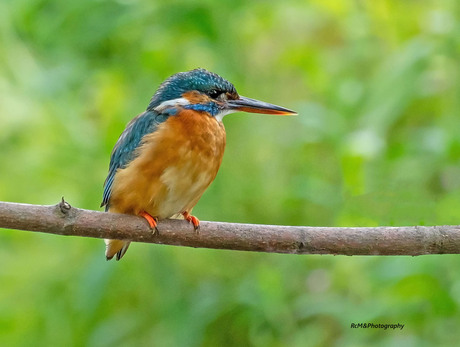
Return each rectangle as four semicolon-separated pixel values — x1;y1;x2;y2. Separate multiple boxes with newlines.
148;68;296;120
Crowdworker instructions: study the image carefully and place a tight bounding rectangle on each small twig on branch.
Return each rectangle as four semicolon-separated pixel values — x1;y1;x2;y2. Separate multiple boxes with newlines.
0;199;459;256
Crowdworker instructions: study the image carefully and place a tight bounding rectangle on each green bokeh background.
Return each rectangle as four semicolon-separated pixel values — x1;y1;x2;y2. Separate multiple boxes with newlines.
2;0;460;345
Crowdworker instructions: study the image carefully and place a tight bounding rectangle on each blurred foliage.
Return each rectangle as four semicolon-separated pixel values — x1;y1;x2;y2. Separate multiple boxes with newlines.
2;0;460;345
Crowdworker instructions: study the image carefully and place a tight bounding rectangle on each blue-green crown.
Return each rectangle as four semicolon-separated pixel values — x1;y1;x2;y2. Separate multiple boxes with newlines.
147;68;237;110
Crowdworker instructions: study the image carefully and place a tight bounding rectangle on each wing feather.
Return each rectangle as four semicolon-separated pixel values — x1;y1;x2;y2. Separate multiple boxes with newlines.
101;110;169;210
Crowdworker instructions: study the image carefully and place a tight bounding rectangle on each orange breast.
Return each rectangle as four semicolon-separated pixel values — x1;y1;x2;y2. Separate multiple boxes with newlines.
108;110;226;219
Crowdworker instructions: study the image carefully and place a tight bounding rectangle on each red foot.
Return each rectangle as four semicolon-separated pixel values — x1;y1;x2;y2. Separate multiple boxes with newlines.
182;211;200;232
139;211;159;234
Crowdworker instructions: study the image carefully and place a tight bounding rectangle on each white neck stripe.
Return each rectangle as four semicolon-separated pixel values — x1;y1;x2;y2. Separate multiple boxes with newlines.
154;97;236;122
154;97;190;113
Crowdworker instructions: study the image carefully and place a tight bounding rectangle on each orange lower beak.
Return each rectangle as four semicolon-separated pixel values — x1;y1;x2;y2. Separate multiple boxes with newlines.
227;96;297;115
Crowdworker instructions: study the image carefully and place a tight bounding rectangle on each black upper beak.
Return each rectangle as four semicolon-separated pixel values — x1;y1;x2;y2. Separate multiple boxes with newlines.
226;96;297;115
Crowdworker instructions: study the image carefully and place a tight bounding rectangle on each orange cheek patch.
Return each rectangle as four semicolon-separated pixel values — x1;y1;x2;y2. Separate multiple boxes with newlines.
182;91;211;104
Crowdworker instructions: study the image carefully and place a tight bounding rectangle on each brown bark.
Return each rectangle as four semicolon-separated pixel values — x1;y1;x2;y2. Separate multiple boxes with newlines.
0;199;459;255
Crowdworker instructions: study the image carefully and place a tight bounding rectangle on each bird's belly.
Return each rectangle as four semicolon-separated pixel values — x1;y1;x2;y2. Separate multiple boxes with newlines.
154;158;217;218
109;110;226;218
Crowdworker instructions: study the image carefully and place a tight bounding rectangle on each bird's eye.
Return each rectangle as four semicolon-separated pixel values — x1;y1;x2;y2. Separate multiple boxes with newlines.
208;89;221;99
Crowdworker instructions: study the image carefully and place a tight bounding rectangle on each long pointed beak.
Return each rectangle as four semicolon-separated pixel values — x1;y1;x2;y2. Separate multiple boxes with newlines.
226;96;297;115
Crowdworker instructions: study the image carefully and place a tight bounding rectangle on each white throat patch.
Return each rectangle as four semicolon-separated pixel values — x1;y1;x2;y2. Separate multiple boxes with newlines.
214;109;237;122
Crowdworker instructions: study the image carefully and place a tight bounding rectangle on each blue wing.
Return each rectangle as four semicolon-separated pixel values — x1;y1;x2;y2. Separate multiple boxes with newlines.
101;110;169;210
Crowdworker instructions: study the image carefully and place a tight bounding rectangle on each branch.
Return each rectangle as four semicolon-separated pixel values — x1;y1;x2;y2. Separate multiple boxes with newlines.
0;199;459;255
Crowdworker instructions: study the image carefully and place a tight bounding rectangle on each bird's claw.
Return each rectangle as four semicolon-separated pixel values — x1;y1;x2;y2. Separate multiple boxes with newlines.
182;211;200;233
139;211;159;235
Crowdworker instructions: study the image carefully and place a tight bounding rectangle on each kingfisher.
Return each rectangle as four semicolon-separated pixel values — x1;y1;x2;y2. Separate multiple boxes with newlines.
101;68;296;260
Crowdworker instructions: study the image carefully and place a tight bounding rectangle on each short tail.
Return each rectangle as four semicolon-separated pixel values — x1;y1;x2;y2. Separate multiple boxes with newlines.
105;239;131;261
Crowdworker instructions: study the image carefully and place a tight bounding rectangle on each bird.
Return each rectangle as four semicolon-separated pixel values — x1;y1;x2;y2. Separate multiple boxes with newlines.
101;68;296;260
